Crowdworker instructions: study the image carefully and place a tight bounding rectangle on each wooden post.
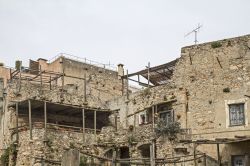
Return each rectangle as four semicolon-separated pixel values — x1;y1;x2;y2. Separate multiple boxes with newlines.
82;109;85;142
94;110;97;141
147;62;150;88
28;100;32;140
150;141;155;166
18;63;21;92
152;105;155;132
84;73;87;103
193;143;197;166
40;65;42;89
203;153;207;166
217;144;221;166
112;148;117;166
16;102;19;142
44;101;47;140
126;70;129;100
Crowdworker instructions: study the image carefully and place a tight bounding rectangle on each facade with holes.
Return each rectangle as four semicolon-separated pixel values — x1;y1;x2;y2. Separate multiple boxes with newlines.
0;34;250;165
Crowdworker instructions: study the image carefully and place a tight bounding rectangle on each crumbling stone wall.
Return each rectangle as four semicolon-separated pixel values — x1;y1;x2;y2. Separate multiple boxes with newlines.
172;34;250;163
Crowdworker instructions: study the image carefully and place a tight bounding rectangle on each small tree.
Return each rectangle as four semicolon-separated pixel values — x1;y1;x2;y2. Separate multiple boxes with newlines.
155;119;181;140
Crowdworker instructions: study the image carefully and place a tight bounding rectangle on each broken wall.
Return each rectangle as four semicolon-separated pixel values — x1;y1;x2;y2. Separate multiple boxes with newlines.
173;34;250;163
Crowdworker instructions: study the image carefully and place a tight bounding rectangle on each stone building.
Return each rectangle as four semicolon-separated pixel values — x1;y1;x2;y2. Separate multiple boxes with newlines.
0;34;250;166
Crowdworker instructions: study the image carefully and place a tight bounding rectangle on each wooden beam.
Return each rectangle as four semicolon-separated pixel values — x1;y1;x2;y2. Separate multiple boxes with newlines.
28;100;32;140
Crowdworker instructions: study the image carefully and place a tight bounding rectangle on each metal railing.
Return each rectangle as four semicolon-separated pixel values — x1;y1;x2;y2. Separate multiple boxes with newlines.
48;53;117;71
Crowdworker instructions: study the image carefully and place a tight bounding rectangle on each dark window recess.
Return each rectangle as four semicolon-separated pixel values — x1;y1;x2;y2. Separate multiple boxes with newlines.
232;155;245;166
229;103;245;126
159;110;173;124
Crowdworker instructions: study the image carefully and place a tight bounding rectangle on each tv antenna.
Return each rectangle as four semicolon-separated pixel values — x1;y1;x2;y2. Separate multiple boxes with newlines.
185;24;202;44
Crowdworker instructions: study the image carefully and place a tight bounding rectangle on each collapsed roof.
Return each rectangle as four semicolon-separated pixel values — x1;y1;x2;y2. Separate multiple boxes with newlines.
123;59;179;86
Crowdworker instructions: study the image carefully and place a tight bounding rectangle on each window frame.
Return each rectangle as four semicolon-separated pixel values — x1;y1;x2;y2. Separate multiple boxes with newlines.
228;103;245;127
225;98;248;128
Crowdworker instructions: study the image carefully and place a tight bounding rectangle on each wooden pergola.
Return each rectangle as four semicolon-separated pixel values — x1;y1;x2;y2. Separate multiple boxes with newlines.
122;59;179;87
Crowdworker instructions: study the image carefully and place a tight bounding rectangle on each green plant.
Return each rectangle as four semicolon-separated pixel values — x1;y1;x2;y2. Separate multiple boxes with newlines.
128;135;137;145
155;120;181;141
80;156;88;166
211;42;222;48
0;143;17;166
0;147;10;166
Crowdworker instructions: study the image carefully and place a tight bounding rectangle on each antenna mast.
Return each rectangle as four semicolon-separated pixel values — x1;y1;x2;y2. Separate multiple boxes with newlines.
185;24;202;44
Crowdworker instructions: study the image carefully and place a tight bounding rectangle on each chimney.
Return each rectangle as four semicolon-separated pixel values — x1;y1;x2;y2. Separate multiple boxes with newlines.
117;64;124;80
37;58;48;70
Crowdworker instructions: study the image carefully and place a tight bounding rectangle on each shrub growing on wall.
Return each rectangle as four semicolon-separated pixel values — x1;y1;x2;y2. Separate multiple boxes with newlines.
155;120;181;141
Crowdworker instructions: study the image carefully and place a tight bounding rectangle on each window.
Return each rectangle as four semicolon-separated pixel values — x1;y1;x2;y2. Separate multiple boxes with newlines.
159;110;173;125
139;111;149;125
229;103;245;126
232;155;245;166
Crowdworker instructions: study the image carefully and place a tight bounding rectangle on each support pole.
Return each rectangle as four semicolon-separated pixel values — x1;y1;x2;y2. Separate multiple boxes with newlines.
40;65;42;90
84;73;87;103
28;100;32;140
112;148;117;166
15;102;19;142
193;143;197;166
44;101;47;140
94;110;97;141
82;109;85;143
203;153;207;166
18;62;22;92
150;141;155;166
126;70;129;100
217;144;221;166
147;62;150;88
152;105;155;132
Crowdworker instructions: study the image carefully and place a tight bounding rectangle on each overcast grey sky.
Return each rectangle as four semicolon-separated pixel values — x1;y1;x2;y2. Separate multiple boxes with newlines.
0;0;250;72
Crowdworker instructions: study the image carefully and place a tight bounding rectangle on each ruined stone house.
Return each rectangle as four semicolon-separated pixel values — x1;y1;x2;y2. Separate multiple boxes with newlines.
0;34;250;166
